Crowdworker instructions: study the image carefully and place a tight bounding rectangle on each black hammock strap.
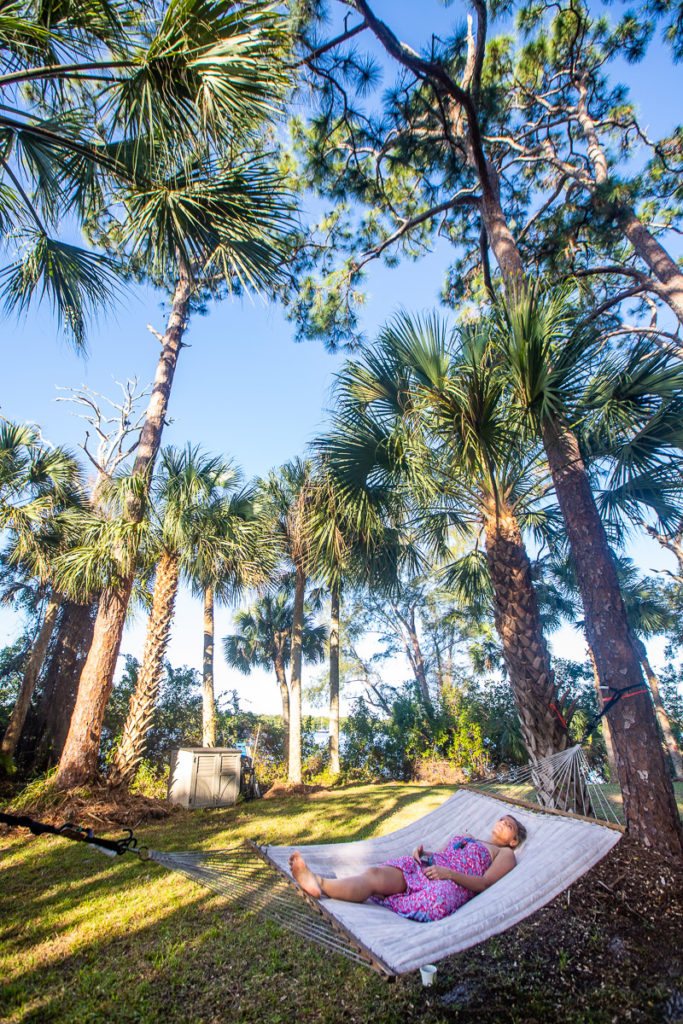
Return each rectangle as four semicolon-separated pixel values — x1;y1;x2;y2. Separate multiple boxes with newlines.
579;681;650;745
0;811;140;857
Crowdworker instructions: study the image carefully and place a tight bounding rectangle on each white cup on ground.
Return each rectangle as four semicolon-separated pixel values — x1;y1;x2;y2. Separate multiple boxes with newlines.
420;964;437;987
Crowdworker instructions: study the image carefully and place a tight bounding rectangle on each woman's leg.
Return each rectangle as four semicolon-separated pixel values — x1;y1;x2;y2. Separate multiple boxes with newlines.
289;852;407;902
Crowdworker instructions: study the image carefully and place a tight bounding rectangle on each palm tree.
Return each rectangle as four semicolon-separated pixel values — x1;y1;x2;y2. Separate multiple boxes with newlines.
303;466;394;776
495;283;683;854
0;422;81;763
320;313;578;798
258;460;320;783
109;445;238;786
0;0;292;346
223;592;327;766
190;478;272;747
56;4;295;789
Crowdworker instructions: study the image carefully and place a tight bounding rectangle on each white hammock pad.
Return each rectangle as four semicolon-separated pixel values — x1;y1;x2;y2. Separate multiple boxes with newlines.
265;789;621;975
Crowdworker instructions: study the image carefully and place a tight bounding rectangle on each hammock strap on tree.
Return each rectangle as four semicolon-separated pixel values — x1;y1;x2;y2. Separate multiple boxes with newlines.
579;681;651;745
0;811;141;858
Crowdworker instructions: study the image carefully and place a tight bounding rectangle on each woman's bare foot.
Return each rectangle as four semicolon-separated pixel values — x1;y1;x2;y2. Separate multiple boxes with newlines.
289;851;322;898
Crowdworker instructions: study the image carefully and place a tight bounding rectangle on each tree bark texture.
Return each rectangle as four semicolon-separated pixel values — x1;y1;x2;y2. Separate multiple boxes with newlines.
329;583;340;776
483;503;577;808
29;600;96;771
55;583;133;787
202;585;216;747
394;602;432;710
542;418;683;855
110;552;180;786
56;267;192;789
1;595;61;760
288;566;306;784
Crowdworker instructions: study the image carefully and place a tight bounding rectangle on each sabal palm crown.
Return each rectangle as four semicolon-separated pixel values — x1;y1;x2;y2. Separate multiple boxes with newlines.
0;0;294;345
320;310;578;774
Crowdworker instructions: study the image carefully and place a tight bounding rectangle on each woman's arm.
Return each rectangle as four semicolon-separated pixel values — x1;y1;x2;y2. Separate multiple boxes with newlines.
423;848;516;892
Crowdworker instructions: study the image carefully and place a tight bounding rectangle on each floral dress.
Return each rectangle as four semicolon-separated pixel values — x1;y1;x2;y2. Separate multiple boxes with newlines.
371;836;492;922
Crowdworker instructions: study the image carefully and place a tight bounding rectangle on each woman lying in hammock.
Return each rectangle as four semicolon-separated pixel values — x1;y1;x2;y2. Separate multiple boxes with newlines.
289;815;527;922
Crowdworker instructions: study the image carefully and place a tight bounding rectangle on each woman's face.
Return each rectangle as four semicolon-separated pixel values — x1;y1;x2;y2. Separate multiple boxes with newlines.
491;816;519;847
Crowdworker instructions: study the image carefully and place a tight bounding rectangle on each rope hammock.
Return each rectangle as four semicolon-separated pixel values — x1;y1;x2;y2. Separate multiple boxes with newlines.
1;743;624;976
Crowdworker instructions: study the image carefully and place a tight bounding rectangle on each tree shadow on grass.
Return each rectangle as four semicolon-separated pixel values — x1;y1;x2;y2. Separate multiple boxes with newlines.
3;852;401;1024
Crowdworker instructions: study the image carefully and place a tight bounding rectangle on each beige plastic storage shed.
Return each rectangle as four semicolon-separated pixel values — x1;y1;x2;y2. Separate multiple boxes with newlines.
167;747;242;808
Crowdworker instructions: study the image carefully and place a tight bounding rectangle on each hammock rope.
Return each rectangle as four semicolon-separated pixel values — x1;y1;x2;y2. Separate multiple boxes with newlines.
466;743;623;827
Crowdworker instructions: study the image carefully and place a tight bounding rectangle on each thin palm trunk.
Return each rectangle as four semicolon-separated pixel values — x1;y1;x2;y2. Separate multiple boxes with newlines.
542;417;683;855
587;646;619;783
110;551;180;786
483;501;577;808
633;637;683;781
1;594;61;761
274;652;290;767
203;584;216;747
329;582;340;776
30;599;96;771
56;265;192;789
288;565;305;784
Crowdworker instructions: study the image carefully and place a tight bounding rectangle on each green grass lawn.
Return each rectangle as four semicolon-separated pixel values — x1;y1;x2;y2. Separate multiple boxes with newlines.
1;783;681;1024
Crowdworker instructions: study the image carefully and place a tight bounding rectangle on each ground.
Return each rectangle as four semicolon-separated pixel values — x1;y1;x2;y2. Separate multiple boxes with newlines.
1;782;681;1024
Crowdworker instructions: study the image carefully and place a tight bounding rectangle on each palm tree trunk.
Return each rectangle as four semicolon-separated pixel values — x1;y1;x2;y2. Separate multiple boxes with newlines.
110;552;180;786
633;637;683;781
483;501;577;808
329;582;340;776
542;417;683;855
202;584;216;747
30;599;96;771
288;565;306;784
273;654;290;768
56;265;192;790
1;594;61;762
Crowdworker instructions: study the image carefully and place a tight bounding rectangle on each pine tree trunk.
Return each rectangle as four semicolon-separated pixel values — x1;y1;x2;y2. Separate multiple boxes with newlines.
1;594;61;761
274;654;290;767
56;265;192;790
576;79;683;328
288;565;305;784
542;418;683;855
29;600;96;771
329;582;340;776
483;501;576;808
202;585;216;747
110;552;180;786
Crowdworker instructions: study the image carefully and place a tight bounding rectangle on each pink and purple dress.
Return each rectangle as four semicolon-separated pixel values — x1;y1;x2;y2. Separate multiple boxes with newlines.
371;836;491;922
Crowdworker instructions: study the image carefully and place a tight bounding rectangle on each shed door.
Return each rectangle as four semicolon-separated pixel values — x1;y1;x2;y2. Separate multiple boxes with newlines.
191;754;217;807
217;753;240;805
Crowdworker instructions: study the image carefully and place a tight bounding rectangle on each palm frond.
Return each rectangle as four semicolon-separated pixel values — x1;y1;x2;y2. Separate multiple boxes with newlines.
0;232;121;348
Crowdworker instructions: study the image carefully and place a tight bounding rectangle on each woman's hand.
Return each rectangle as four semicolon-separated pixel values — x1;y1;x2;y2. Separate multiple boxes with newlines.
412;844;424;863
423;864;452;881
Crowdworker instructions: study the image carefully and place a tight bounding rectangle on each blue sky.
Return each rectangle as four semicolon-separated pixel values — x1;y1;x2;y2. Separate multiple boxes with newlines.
2;1;682;716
